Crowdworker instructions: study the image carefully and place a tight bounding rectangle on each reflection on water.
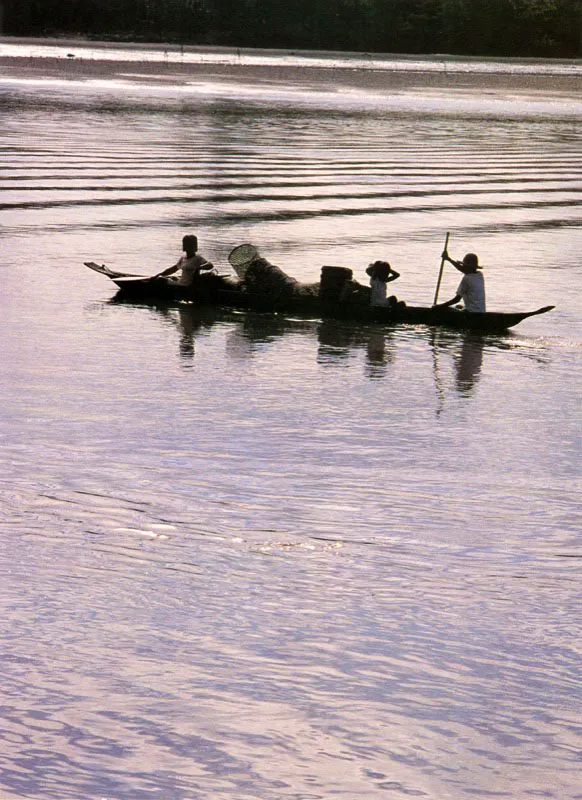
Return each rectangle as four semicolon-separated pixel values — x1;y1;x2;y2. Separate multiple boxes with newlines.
454;333;484;393
431;329;485;403
121;300;548;407
147;303;218;362
316;318;397;378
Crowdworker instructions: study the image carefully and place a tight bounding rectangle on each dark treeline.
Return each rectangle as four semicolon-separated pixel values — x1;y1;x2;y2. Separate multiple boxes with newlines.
2;0;581;57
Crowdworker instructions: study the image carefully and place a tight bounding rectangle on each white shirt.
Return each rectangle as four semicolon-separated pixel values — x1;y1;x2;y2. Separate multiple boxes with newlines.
175;254;209;286
457;272;486;312
370;277;388;307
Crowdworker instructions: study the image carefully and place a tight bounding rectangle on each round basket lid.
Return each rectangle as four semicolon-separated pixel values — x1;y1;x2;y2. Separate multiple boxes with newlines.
228;244;259;267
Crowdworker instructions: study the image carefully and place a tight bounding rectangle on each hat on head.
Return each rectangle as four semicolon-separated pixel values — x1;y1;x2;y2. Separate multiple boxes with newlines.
462;253;480;269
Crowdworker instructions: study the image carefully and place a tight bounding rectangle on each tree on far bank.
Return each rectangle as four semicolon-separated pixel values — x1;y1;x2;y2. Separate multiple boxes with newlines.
1;0;580;57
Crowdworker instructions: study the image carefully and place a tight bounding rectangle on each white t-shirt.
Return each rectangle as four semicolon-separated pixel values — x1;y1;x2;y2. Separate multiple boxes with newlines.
370;277;388;307
175;254;209;286
457;272;485;312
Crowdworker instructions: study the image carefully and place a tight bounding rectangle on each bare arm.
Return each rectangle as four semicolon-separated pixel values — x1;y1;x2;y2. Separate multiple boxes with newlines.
435;294;461;308
386;268;400;283
157;259;182;277
442;250;462;269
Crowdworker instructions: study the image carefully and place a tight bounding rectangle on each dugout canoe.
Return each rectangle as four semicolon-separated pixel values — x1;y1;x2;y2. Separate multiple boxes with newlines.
84;261;554;334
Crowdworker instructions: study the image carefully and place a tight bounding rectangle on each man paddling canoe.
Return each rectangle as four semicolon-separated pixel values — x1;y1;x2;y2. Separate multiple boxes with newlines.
435;250;486;312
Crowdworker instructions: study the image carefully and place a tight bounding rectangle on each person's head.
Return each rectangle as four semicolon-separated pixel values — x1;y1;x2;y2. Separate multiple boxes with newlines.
182;234;198;256
459;253;479;273
366;260;391;281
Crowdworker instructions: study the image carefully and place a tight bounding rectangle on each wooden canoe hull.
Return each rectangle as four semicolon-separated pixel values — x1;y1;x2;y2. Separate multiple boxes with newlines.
84;262;554;333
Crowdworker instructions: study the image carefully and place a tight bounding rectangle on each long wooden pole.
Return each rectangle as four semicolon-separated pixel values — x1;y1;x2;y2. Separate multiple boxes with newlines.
433;232;450;306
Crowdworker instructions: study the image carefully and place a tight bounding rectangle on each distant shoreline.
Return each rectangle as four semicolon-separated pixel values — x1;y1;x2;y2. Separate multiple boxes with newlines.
1;36;580;97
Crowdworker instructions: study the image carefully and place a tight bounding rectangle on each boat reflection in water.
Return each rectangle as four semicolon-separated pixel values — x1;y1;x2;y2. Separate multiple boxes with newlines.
430;329;485;400
113;301;548;406
219;311;488;398
454;333;485;395
429;329;485;415
316;319;397;379
176;305;400;378
144;304;217;362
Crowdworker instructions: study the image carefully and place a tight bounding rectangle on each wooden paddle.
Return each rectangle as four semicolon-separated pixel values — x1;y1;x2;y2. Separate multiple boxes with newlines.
433;232;450;306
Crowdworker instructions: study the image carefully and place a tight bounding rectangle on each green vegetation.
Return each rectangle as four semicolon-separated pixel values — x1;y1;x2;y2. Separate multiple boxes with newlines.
3;0;581;57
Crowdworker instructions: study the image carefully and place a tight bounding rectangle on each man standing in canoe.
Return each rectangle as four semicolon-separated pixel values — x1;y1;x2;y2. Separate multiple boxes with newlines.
159;235;214;286
436;251;486;312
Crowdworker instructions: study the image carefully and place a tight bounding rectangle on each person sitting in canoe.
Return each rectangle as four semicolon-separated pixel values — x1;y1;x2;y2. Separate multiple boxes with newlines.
158;235;214;286
436;251;486;312
365;260;404;308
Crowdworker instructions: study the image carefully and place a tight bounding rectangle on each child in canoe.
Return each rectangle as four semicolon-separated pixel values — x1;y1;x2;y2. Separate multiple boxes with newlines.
159;235;214;286
366;260;404;308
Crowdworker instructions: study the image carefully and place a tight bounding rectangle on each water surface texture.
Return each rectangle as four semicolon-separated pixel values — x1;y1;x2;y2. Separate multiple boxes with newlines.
0;41;581;800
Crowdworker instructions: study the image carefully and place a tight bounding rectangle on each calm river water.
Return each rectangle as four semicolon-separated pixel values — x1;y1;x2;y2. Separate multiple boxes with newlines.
0;39;581;800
